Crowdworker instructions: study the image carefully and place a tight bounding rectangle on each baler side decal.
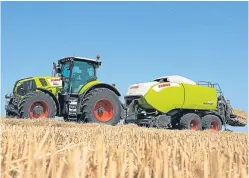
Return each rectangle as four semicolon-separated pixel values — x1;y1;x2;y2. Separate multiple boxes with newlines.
152;83;180;92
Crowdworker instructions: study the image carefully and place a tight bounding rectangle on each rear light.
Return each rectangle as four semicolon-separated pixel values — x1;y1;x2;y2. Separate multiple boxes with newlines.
130;85;139;89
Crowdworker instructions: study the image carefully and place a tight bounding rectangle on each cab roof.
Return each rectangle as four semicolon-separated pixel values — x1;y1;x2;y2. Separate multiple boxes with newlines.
58;56;102;65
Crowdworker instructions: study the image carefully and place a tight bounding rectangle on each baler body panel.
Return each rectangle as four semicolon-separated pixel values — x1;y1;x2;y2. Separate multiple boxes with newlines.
144;82;185;113
125;82;158;97
127;82;218;113
182;83;217;110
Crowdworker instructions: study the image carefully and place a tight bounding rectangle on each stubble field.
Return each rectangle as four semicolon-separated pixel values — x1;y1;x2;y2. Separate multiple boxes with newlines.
1;118;248;178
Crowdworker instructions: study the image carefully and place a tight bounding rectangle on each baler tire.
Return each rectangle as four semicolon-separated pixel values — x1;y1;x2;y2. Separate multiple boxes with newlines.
202;114;222;131
80;88;121;125
179;113;202;131
18;91;57;119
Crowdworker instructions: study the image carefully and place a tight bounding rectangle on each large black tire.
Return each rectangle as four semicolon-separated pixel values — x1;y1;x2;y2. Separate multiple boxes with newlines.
18;91;57;119
80;88;121;125
202;114;222;131
6;103;18;118
179;113;202;131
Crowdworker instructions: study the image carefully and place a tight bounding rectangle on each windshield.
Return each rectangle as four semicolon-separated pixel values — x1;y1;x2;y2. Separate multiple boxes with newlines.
70;61;95;93
71;61;95;93
60;60;96;93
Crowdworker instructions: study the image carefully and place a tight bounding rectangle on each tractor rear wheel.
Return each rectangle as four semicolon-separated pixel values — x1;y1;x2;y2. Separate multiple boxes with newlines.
18;91;57;119
179;113;202;131
202;114;222;131
80;88;121;125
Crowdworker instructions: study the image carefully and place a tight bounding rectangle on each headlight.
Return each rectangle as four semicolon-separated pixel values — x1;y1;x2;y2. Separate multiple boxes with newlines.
5;99;10;106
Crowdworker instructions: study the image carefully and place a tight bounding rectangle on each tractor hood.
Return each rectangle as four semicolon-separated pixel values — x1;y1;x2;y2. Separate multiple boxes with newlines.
125;81;159;97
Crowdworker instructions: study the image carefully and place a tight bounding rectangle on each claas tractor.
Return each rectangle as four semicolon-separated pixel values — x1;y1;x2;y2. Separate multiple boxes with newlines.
5;76;62;118
123;75;247;131
17;55;123;125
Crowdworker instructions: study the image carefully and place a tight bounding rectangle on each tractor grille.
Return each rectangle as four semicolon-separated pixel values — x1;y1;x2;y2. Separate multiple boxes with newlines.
39;78;48;87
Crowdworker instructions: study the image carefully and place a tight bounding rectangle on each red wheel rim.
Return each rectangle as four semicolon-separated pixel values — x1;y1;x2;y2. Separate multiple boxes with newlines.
93;99;114;122
29;101;49;119
190;120;199;131
211;120;219;131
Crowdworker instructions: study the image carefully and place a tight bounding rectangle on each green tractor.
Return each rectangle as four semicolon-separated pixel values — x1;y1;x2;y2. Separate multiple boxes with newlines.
123;75;247;131
5;76;62;118
17;55;123;125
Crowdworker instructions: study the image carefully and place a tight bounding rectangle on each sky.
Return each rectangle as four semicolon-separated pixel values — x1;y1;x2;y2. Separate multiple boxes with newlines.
1;1;248;132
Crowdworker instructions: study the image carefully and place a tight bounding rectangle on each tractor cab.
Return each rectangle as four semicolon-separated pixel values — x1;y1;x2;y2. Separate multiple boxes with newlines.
52;55;122;122
53;55;102;94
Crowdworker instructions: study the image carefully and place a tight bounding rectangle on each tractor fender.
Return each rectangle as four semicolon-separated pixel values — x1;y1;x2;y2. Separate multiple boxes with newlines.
36;88;60;116
80;83;121;98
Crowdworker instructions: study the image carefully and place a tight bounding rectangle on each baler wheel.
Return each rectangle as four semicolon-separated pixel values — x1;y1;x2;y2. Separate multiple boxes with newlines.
80;88;121;125
18;91;57;119
202;114;222;131
179;113;202;131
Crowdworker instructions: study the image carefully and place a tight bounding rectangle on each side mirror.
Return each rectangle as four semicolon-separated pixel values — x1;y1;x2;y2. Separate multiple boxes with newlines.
53;62;56;70
53;62;61;73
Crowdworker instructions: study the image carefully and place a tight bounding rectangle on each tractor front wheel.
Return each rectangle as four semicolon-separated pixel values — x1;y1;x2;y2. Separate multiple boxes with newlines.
179;113;202;131
80;88;121;125
18;91;57;119
6;104;18;118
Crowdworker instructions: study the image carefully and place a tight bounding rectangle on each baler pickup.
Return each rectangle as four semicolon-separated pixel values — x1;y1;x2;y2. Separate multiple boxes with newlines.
227;108;247;127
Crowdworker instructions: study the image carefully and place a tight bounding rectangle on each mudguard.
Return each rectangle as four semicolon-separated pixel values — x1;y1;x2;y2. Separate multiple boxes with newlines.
79;81;121;97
